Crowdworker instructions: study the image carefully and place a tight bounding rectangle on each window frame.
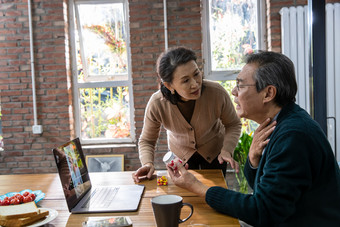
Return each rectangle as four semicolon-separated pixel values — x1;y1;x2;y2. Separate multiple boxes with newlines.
202;0;266;81
69;0;135;145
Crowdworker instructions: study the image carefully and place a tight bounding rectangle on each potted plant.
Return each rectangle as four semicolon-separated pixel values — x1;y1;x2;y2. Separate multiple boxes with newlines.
233;131;253;194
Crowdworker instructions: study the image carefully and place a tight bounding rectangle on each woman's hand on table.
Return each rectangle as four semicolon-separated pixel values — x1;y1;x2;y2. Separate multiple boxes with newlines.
167;162;209;197
132;163;155;183
218;151;239;173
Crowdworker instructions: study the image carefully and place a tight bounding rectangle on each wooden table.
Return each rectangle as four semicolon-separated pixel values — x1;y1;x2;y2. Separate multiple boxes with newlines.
0;170;240;226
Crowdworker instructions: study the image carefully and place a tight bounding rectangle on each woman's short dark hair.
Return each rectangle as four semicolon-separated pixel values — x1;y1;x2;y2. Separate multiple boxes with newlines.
246;51;297;106
156;46;197;104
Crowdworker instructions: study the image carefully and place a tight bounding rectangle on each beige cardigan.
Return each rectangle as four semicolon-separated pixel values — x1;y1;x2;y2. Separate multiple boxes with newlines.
138;80;241;166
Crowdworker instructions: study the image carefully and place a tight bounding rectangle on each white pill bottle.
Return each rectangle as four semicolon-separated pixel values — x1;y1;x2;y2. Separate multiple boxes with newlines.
163;151;182;170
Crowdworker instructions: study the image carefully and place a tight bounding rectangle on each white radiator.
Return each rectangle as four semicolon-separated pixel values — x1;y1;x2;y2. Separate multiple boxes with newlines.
280;3;340;161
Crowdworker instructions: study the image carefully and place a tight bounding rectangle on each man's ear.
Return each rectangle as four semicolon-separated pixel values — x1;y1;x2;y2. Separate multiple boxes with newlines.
263;85;276;103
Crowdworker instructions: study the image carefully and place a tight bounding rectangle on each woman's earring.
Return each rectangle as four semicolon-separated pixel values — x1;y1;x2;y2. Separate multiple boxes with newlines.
171;90;175;95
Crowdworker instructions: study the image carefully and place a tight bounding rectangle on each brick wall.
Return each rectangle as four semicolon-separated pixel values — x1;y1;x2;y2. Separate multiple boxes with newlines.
1;0;339;174
0;0;73;174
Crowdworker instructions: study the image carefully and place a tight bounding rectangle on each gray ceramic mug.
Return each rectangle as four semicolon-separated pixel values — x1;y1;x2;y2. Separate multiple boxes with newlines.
151;194;194;227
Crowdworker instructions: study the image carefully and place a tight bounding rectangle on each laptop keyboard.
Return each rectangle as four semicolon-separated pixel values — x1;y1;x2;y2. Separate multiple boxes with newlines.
81;186;119;208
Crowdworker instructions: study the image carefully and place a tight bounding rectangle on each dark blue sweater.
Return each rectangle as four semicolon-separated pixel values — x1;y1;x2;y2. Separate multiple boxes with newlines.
205;103;340;226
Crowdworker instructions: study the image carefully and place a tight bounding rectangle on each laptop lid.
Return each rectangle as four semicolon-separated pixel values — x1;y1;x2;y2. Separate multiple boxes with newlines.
52;138;144;213
53;138;93;212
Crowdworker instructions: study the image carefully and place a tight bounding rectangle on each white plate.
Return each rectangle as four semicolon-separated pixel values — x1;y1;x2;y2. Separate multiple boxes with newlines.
27;208;58;227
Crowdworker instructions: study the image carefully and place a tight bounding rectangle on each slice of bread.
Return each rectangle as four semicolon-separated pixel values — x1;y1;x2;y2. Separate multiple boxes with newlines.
0;201;39;220
0;209;49;227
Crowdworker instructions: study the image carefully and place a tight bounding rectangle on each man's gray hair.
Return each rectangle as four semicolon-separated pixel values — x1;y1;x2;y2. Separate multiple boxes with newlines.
246;51;297;107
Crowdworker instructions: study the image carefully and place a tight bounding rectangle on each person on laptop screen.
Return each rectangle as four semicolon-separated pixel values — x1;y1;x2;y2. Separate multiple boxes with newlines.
54;141;88;201
54;147;72;198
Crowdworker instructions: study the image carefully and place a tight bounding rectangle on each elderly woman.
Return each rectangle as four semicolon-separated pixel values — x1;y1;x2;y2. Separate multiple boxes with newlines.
167;51;340;226
132;46;241;183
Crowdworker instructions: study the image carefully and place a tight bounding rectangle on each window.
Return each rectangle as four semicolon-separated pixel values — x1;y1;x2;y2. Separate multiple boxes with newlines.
202;0;263;133
69;0;134;144
202;0;265;81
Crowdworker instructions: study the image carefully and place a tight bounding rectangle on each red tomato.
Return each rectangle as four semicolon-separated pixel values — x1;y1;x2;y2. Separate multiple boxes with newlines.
2;199;10;206
22;191;30;197
23;196;33;203
0;200;7;206
29;193;36;201
10;198;20;205
15;194;24;203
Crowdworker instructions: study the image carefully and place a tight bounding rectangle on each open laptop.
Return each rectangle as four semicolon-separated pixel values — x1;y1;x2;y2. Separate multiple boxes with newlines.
52;138;145;213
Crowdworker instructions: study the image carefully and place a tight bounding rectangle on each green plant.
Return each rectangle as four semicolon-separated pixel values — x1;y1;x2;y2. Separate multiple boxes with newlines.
233;131;253;194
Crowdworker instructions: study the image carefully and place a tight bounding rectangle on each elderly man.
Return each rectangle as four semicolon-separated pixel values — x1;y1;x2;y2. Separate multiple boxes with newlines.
167;51;340;226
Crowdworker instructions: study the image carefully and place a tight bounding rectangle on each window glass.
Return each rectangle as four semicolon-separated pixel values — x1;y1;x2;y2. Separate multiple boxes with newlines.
210;0;257;71
76;3;128;82
203;0;262;80
71;0;134;143
80;87;130;140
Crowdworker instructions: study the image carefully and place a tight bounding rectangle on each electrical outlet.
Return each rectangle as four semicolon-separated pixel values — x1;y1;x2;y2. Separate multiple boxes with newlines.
32;125;43;134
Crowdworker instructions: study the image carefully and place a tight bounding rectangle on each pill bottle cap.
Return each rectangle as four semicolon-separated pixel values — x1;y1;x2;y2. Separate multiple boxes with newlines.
163;151;175;163
157;170;168;176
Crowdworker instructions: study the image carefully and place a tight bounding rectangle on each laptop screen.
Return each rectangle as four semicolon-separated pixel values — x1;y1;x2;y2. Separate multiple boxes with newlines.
53;138;91;211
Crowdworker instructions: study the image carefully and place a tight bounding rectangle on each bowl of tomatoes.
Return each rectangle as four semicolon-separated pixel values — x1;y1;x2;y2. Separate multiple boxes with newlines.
0;189;45;206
